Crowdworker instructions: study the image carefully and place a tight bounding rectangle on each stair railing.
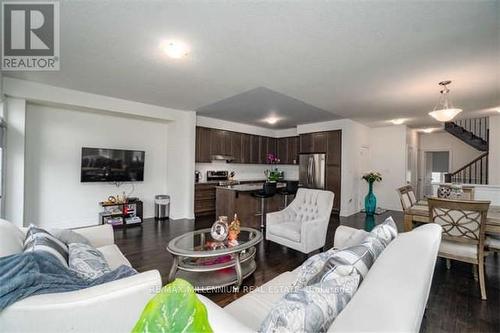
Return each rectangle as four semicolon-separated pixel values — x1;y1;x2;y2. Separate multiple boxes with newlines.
445;152;489;185
453;117;489;142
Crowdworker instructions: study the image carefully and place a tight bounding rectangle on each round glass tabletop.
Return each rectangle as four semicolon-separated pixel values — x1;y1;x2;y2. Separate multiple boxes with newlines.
167;227;262;257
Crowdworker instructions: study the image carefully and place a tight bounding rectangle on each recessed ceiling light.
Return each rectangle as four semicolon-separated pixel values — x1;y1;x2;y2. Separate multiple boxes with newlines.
160;40;190;59
264;116;280;125
422;128;435;133
390;118;406;125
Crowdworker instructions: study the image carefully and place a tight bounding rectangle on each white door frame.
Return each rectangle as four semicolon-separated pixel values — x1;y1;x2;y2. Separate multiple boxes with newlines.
419;149;453;199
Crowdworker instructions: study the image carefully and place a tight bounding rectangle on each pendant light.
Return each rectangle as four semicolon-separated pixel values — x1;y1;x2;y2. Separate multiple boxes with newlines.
428;80;462;122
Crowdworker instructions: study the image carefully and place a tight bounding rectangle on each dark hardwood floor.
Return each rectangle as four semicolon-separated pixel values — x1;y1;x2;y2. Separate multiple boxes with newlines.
114;212;500;332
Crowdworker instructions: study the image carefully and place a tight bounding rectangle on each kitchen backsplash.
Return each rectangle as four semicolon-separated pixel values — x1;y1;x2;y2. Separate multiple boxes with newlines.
195;161;299;182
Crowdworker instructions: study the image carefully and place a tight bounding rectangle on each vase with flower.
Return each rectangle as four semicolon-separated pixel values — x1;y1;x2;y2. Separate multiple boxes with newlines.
362;172;382;215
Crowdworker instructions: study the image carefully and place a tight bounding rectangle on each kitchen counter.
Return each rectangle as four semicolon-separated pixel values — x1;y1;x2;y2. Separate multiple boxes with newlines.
215;182;286;192
215;181;298;229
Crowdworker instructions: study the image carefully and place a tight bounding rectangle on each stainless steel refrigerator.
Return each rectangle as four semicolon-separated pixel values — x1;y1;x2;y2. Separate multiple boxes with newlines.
299;153;326;189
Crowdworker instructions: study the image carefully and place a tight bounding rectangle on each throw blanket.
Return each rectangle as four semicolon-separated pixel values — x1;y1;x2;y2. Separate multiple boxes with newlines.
0;252;137;311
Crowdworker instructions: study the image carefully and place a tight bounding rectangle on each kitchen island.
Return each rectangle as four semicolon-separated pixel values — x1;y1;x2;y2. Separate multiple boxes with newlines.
215;182;287;229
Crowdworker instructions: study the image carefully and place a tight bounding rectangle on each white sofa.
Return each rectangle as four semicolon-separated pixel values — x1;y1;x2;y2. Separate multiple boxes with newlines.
266;188;335;254
0;220;162;333
198;223;442;333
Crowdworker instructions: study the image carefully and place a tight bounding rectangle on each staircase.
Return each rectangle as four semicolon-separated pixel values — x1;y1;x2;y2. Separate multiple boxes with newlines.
444;117;489;184
444;118;489;152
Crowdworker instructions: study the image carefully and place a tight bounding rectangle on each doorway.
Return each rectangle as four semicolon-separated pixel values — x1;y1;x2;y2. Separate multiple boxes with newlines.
423;151;450;197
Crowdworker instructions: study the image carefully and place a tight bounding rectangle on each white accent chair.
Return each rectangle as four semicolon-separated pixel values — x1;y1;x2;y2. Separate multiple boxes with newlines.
266;188;334;254
0;219;162;333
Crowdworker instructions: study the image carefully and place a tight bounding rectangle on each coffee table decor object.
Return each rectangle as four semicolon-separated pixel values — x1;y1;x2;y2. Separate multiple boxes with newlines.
167;227;262;292
211;216;229;242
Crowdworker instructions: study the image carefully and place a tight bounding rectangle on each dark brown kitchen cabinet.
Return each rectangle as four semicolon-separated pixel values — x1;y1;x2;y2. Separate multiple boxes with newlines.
327;130;342;166
230;132;243;163
299;133;314;153
287;136;299;164
276;136;299;164
260;136;277;163
195;127;299;165
312;132;328;153
194;183;216;217
299;132;327;153
195;127;212;163
211;129;232;156
326;165;341;211
277;138;288;163
240;133;251;164
249;135;260;164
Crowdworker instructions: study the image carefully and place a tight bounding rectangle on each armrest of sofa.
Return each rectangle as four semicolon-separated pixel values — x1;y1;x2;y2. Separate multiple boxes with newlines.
0;270;162;333
73;224;115;247
197;294;254;333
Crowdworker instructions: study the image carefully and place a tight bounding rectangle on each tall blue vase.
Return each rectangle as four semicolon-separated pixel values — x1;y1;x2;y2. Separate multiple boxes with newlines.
365;181;377;215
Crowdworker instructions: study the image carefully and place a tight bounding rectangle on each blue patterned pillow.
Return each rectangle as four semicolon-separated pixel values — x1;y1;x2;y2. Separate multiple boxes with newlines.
260;265;360;333
69;243;111;280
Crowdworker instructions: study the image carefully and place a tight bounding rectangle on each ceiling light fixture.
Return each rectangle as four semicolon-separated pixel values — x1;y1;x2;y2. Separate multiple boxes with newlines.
428;80;462;122
390;118;406;125
422;128;435;133
160;40;190;59
265;116;280;125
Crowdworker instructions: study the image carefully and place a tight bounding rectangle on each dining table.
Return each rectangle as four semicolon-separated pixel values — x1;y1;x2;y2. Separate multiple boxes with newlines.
405;198;500;236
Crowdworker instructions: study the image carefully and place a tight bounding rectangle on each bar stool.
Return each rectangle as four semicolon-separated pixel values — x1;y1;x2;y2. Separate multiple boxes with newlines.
252;182;277;228
279;180;299;208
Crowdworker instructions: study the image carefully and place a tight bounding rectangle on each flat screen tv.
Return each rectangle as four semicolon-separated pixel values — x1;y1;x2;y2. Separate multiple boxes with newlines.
81;147;145;182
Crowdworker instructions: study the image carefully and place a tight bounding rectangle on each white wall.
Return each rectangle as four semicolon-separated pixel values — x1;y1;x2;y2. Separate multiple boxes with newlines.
419;131;482;172
297;119;370;216
3;78;196;225
24;104;169;228
4;98;26;226
368;126;407;211
488;115;500;185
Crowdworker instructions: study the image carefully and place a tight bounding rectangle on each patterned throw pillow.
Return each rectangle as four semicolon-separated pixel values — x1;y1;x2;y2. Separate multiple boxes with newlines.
23;226;69;267
292;217;398;288
260;265;360;333
291;248;338;289
69;243;111;280
49;228;91;246
323;217;398;279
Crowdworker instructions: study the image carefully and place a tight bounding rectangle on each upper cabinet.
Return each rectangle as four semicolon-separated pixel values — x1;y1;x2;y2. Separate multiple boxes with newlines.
299;132;328;153
210;129;232;156
195;127;299;165
277;137;299;164
195;127;212;163
260;137;277;163
230;132;243;163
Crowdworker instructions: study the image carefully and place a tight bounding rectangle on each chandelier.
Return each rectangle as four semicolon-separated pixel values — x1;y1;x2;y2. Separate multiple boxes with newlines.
428;80;462;122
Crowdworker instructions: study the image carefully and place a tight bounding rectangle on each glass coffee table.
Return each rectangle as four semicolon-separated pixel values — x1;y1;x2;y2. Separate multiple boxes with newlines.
167;227;262;292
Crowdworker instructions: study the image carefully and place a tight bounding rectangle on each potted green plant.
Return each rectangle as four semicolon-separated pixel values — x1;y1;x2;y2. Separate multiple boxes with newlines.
362;172;382;215
265;153;281;182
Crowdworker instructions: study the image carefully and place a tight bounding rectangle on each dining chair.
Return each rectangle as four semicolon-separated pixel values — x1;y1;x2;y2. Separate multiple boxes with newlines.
427;197;491;300
396;185;429;231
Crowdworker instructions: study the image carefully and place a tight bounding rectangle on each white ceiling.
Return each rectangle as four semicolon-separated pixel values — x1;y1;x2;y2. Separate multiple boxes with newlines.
4;0;500;128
